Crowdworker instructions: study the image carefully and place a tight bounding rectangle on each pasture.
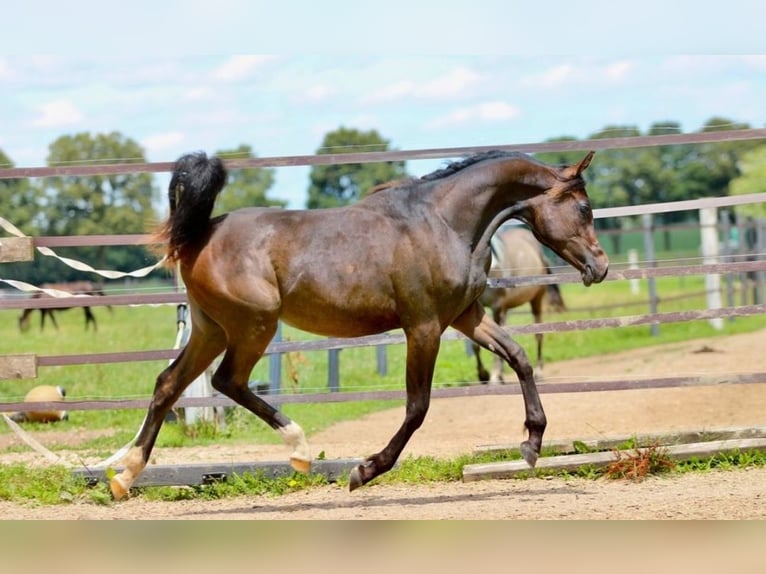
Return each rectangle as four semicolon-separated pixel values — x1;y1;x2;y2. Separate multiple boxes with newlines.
1;271;765;458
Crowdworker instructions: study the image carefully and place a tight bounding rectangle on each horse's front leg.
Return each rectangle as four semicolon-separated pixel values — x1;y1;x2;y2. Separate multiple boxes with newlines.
452;301;546;468
348;322;441;491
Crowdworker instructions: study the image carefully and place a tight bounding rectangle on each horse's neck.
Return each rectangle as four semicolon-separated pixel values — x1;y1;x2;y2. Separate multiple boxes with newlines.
432;177;537;257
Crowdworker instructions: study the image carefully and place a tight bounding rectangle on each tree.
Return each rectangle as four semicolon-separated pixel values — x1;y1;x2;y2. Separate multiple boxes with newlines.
41;131;160;278
729;145;766;219
676;117;756;201
533;136;586;168
0;148;45;235
307;127;408;209
213;144;285;215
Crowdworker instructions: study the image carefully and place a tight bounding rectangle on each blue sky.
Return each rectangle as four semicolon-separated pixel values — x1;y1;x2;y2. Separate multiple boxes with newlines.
2;1;765;209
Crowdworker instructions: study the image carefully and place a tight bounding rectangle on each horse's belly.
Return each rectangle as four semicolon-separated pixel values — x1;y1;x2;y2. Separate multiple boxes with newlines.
280;304;399;338
279;284;400;338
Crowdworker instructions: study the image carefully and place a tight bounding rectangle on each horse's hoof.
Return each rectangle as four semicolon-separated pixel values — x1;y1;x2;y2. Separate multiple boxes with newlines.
520;441;539;469
109;476;129;501
290;457;311;475
348;466;363;491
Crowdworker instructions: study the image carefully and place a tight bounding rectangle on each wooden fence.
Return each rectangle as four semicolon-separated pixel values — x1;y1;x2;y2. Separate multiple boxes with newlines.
1;129;766;418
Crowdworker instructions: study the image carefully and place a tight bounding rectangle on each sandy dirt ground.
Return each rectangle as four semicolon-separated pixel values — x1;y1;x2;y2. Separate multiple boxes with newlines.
1;328;765;519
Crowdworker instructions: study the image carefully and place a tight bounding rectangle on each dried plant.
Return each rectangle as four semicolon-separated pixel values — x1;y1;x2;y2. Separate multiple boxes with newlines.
604;442;676;481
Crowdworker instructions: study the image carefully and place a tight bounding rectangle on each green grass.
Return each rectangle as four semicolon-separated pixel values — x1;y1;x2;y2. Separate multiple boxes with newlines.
2;274;764;448
1;272;765;504
0;446;763;506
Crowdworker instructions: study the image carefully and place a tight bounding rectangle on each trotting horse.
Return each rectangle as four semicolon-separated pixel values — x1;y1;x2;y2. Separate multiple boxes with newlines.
473;226;566;383
18;281;105;332
109;149;608;500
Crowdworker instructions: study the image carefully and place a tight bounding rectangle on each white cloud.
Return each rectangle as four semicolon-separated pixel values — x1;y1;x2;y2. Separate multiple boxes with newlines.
363;66;481;104
301;84;336;103
142;131;186;156
427;101;520;129
605;60;634;81
184;86;216;102
213;55;277;81
418;67;481;98
0;58;12;80
740;55;766;70
31;99;84;127
521;64;577;89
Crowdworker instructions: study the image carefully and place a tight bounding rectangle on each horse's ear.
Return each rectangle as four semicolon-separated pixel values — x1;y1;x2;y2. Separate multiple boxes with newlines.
563;151;595;179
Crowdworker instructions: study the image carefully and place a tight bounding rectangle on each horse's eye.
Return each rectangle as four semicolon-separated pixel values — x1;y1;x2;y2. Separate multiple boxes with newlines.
578;202;592;217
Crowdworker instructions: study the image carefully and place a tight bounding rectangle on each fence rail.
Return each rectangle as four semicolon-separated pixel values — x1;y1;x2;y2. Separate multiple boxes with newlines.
2;130;766;416
2;128;765;179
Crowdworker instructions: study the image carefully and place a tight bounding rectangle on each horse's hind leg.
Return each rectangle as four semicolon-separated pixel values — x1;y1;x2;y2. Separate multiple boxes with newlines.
45;310;59;331
110;313;227;500
490;304;507;383
210;319;311;473
452;301;546;468
84;307;97;331
530;292;545;374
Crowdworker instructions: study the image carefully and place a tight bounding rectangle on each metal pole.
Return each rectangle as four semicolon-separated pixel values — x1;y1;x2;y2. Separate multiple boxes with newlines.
720;210;735;321
376;345;388;376
269;322;282;395
328;349;340;392
642;213;660;337
700;207;724;330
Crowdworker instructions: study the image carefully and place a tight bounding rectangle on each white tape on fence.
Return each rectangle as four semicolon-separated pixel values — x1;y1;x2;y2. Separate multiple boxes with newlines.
0;215;166;280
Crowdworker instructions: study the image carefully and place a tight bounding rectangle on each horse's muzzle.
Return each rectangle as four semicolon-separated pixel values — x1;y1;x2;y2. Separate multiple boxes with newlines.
582;259;609;287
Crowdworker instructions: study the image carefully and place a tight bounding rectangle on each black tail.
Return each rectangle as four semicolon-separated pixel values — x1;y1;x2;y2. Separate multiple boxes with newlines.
162;152;227;262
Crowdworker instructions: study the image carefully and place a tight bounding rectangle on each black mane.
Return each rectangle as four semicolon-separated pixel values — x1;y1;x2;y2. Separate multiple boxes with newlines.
420;150;529;182
367;150;532;196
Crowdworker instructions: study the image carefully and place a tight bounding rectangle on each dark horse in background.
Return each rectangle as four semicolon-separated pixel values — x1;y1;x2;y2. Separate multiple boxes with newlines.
18;281;107;332
109;149;608;500
473;226;567;383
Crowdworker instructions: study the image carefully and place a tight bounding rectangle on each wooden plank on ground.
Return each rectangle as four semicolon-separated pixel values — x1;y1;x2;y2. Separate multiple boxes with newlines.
0;237;33;262
73;458;364;488
474;426;766;456
0;354;37;380
463;437;766;482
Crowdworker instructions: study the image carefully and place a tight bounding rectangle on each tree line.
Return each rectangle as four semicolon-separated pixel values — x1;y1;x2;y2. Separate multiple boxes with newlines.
0;117;763;285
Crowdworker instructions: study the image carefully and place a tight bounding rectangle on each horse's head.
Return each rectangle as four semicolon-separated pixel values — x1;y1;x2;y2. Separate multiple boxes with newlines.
517;151;608;286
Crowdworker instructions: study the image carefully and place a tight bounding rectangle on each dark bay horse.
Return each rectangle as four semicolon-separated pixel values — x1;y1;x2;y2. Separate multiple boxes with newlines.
109;150;609;500
473;226;566;383
18;281;105;332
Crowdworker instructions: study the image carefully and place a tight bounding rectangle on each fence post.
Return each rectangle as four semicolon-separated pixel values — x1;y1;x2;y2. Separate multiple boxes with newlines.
328;348;340;392
720;210;735;322
700;207;724;330
757;219;766;304
737;213;750;305
376;344;388;376
642;213;660;337
269;322;282;395
627;248;640;295
176;303;216;425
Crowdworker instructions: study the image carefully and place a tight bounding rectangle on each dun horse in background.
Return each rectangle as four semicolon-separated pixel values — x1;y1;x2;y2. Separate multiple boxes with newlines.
18;281;106;332
473;226;567;383
109;149;609;500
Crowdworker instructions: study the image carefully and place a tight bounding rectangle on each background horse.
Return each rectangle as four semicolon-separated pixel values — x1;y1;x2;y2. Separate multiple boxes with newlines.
109;149;608;500
473;226;566;383
18;281;106;332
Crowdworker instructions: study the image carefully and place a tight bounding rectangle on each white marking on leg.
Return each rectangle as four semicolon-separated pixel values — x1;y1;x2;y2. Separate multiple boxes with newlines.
111;445;146;499
278;421;311;463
